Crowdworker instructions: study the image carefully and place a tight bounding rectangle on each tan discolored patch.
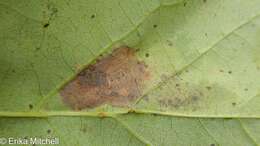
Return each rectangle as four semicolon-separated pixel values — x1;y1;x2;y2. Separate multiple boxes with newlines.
60;47;150;110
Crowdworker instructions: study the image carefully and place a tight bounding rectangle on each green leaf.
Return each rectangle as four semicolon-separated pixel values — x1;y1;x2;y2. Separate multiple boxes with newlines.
1;0;260;145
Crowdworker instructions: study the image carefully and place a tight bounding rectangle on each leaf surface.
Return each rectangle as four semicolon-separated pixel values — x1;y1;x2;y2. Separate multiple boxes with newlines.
1;0;260;145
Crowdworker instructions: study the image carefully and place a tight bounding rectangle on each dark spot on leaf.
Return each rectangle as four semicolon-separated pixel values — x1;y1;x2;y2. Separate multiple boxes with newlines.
153;24;157;28
205;33;208;37
145;53;149;57
43;23;50;28
166;40;173;46
191;96;199;101
35;47;40;51
127;109;136;113
175;84;180;87
203;0;207;3
135;48;140;52
136;32;141;37
210;144;215;146
12;69;16;73
183;2;187;7
232;102;236;106
91;14;95;19
244;88;248;91
151;113;159;116
60;47;150;110
219;69;224;73
228;70;232;74
224;118;233;120
206;86;211;90
81;127;87;133
29;104;33;110
47;129;51;134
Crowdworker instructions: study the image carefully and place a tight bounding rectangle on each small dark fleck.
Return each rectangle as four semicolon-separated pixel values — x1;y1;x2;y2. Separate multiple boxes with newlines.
203;0;207;3
175;84;180;87
232;102;236;106
244;88;248;91
205;33;208;37
183;2;187;7
52;8;58;14
24;136;28;139
185;70;189;73
206;86;212;90
47;129;51;134
145;53;149;57
166;40;173;46
191;96;199;101
228;70;232;74
225;118;233;121
127;109;136;113
151;113;159;116
219;69;224;72
35;47;40;51
81;128;87;133
91;14;95;19
29;104;33;110
43;23;50;28
32;144;36;146
12;69;16;73
210;144;215;146
136;32;141;37
153;24;157;28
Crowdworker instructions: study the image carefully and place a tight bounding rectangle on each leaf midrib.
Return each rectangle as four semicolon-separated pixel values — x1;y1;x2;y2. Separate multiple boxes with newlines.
1;110;260;118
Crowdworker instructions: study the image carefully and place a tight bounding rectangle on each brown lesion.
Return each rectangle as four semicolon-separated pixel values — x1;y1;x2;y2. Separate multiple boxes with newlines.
60;47;150;110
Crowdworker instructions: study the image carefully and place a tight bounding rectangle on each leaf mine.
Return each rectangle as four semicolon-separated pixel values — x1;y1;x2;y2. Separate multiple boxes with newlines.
60;47;150;110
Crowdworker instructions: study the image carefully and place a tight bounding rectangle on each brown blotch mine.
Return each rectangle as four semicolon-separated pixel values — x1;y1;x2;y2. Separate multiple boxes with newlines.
60;47;150;110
